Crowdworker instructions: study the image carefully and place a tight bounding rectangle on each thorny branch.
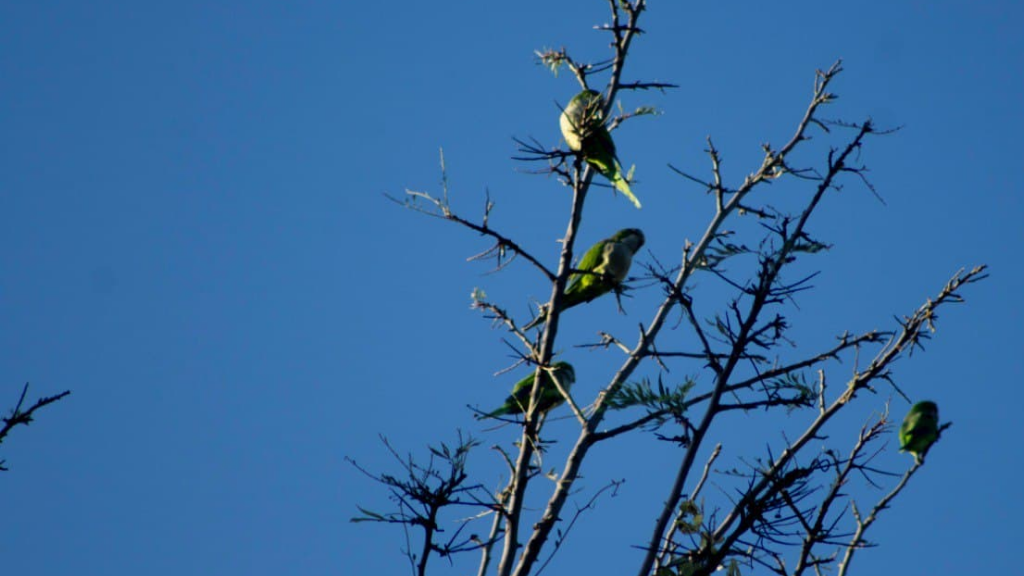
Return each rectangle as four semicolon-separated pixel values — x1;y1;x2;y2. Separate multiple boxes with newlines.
1;383;71;472
639;60;853;576
348;433;493;576
391;168;556;282
836;420;951;576
682;266;986;576
788;413;890;576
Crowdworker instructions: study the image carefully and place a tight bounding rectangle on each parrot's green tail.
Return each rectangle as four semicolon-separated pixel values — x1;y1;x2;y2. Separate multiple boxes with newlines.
583;154;640;209
610;170;641;209
599;159;640;209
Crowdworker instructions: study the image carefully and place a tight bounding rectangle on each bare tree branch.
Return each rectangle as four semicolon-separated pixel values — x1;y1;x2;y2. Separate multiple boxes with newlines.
688;266;986;576
1;383;71;472
359;2;987;574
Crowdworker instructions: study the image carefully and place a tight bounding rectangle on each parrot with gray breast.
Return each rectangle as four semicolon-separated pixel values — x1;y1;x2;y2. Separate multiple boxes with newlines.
524;228;645;330
560;89;640;209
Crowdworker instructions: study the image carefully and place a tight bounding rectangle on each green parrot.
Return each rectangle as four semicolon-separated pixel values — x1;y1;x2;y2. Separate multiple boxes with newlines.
478;362;577;420
524;228;645;330
899;400;940;464
560;89;641;209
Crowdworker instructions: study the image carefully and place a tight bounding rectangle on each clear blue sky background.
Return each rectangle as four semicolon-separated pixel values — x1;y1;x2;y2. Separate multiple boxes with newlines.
2;1;1021;574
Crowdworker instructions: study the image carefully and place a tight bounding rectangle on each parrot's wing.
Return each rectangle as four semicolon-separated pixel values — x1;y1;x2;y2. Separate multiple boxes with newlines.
898;412;919;449
508;373;536;398
565;239;608;295
492;374;536;417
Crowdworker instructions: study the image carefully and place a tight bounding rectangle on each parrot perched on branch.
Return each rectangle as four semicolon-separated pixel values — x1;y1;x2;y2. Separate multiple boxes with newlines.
560;89;640;209
478;362;576;420
524;228;645;330
899;400;940;464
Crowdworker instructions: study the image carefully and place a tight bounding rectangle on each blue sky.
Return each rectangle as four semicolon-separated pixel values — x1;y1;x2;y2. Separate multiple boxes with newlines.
2;1;1021;574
